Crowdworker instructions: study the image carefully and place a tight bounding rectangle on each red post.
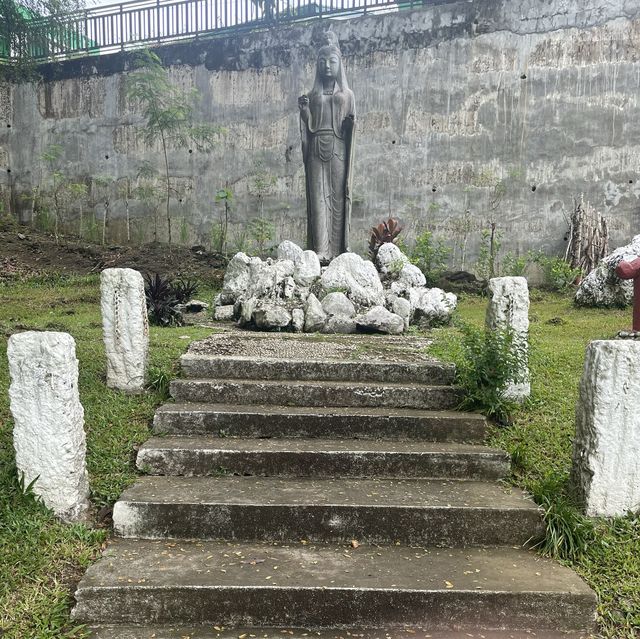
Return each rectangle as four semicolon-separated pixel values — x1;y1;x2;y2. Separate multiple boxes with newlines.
615;257;640;331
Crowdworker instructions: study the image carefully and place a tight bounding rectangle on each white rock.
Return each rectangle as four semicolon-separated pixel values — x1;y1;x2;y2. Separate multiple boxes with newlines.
8;332;90;523
304;294;326;333
253;303;292;330
213;304;235;321
291;308;305;333
320;253;385;307
100;268;149;394
321;292;356;318
277;240;304;263
571;340;640;517
356;306;405;335
376;243;409;277
185;299;209;313
322;315;357;334
412;287;457;324
575;235;640;307
398;263;426;288
486;277;530;401
282;276;296;299
247;258;295;300
391;296;412;330
238;297;257;326
219;252;253;304
295;250;321;286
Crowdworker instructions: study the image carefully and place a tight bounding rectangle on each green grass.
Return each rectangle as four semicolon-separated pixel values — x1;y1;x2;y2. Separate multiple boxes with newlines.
0;274;214;638
429;291;640;638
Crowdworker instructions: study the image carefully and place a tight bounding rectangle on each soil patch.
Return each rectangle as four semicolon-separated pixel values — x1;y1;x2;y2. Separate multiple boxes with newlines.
0;219;227;287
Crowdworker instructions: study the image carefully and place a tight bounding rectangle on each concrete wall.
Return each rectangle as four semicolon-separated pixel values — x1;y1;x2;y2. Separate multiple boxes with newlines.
1;0;640;263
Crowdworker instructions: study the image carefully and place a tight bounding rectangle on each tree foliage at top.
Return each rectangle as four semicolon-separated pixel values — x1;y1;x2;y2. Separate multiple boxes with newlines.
0;0;84;79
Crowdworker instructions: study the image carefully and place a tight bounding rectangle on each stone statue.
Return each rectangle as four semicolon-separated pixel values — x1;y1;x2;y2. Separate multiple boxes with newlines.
299;31;355;263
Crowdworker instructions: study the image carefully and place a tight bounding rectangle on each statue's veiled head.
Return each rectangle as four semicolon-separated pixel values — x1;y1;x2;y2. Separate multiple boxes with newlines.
312;32;350;93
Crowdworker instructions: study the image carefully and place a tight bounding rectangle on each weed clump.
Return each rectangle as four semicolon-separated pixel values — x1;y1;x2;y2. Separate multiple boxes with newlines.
455;322;528;425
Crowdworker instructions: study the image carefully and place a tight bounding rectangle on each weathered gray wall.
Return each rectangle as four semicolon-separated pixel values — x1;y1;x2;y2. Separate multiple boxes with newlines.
1;0;640;262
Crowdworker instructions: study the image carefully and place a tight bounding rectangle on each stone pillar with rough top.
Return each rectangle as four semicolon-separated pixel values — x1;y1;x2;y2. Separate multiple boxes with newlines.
486;276;530;401
101;268;149;393
571;340;640;517
8;331;90;522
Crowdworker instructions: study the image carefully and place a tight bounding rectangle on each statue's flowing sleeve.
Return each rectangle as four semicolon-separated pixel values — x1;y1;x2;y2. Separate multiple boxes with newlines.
342;91;356;252
300;111;312;249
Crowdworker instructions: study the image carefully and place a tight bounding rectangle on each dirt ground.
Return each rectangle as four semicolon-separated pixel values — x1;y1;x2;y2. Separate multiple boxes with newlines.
0;218;227;286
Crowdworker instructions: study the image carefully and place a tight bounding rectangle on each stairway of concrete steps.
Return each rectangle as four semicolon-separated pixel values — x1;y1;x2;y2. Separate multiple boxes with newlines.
74;334;596;639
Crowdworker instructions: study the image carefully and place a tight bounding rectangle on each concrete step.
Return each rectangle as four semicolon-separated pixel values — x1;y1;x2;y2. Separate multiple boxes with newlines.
180;353;456;384
137;437;510;480
87;626;592;639
73;539;596;632
112;476;543;545
153;403;487;442
170;379;463;410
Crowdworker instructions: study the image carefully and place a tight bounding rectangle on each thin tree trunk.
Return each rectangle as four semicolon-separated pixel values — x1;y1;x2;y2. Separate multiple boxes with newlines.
161;135;171;245
125;199;131;243
102;202;108;245
489;222;497;278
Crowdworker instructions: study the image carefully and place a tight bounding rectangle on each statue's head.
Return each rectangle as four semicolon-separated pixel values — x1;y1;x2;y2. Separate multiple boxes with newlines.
317;47;341;80
313;31;349;92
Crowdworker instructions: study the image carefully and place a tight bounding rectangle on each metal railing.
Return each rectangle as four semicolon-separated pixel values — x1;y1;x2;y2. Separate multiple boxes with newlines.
2;0;420;61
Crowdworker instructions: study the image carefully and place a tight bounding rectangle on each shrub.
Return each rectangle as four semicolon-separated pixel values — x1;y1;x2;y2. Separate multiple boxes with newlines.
530;251;582;291
456;322;528;425
410;229;450;286
501;251;528;277
172;277;199;304
144;273;183;326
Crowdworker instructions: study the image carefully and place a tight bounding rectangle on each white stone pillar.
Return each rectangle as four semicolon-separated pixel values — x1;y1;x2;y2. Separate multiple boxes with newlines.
8;331;90;523
100;268;149;393
486;276;530;401
571;340;640;517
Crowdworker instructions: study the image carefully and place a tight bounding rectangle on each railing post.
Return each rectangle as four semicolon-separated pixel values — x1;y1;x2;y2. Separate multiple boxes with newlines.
84;10;89;53
156;0;161;42
120;4;124;50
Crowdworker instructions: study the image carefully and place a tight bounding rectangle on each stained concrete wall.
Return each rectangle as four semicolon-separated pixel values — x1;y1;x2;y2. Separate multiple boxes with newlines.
1;0;640;262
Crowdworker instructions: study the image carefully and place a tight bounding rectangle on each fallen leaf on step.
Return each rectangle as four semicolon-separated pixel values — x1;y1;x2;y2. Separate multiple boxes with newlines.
445;580;454;588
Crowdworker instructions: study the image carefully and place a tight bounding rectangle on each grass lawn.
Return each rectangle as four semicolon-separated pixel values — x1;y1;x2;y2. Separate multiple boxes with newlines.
0;274;214;638
0;277;638;638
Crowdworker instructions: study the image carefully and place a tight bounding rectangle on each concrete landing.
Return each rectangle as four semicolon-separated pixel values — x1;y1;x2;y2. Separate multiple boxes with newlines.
73;539;596;631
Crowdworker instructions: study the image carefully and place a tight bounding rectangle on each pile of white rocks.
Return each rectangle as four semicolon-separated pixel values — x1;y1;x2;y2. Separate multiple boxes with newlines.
575;234;640;307
213;241;456;334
